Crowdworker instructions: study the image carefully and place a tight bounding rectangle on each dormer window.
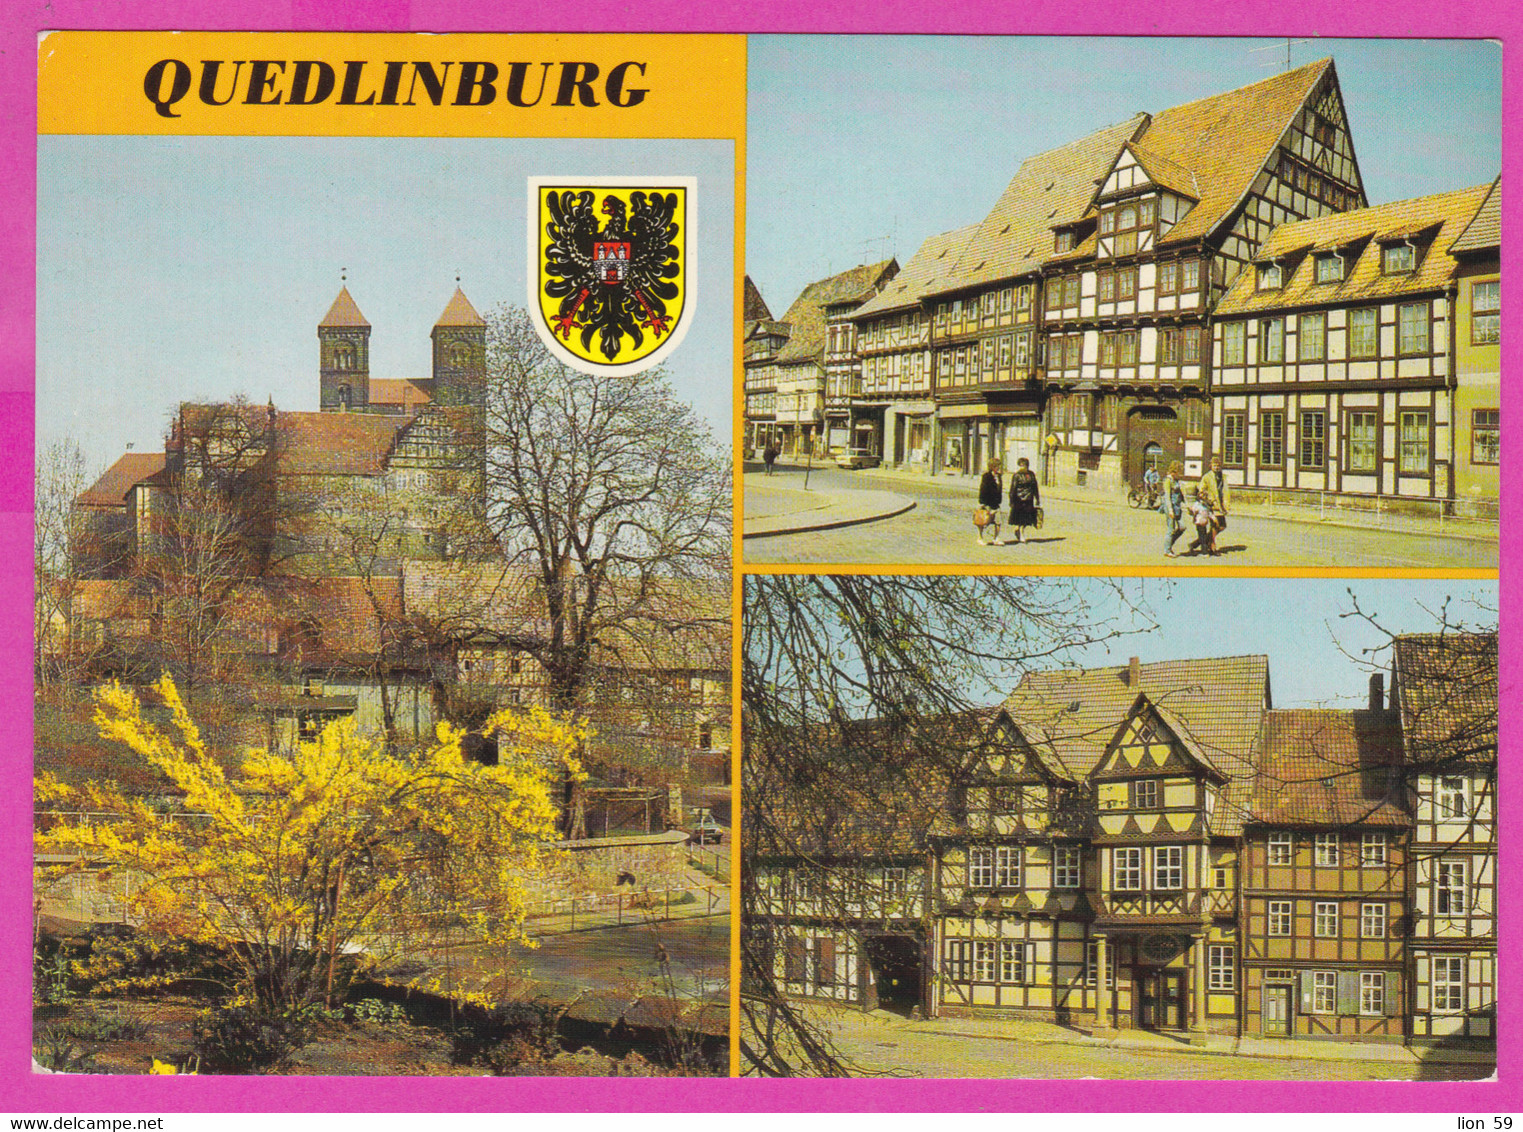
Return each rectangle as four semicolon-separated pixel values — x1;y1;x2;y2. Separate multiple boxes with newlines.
1314;253;1344;283
1382;244;1416;274
1257;263;1283;290
1132;779;1160;809
1055;230;1074;253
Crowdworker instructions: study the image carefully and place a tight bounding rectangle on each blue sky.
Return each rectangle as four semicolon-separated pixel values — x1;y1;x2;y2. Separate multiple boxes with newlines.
37;135;734;471
1053;578;1497;709
747;36;1501;317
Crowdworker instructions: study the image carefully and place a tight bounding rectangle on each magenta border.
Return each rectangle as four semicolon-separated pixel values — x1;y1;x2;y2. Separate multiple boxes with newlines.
5;0;1516;1113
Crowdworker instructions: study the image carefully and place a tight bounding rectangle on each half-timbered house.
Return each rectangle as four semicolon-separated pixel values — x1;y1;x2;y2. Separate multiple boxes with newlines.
1447;178;1501;514
1209;183;1493;509
741;276;784;454
772;260;897;458
846;226;974;470
1240;701;1409;1042
1392;633;1497;1045
1038;59;1367;489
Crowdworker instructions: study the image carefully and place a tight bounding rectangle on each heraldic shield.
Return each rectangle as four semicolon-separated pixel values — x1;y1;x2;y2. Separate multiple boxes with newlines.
527;176;695;376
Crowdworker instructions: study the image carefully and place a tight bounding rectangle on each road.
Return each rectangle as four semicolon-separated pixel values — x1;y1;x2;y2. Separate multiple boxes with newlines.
743;465;1498;570
520;913;729;1003
803;1009;1492;1081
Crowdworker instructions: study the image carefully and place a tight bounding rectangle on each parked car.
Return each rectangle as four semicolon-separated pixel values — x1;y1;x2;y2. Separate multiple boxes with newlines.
690;812;725;845
834;448;881;470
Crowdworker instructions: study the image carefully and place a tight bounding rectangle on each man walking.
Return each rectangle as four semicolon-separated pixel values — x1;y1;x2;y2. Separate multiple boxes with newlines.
1200;455;1230;555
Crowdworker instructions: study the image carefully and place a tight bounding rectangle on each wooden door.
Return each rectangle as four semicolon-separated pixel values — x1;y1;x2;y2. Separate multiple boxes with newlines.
1263;984;1290;1036
1162;972;1186;1029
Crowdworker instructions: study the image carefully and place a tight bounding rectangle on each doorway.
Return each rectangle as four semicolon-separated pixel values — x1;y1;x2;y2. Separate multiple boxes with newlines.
1263;984;1292;1037
864;934;922;1015
1138;970;1186;1030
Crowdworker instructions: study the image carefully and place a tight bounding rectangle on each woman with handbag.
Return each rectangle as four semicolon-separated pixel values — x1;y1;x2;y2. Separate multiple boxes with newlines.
976;458;1004;545
1008;456;1041;544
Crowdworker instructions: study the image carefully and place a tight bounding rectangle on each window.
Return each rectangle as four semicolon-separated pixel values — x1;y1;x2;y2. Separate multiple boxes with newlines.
1268;832;1294;865
884;867;908;904
1360;832;1388;867
1017;285;1031;311
1071;396;1090;428
1132;780;1160;809
1349;307;1379;359
995;845;1022;889
1181;260;1200;293
943;939;971;982
1099;333;1117;367
1473;409;1500;465
1099;210;1116;234
1314;833;1340;867
1099;271;1116;302
1472;280;1499;345
1015;331;1032;368
1045;279;1061;308
1139;198;1156;226
1185;399;1207;438
998;336;1012;367
1208;945;1235;990
1113;847;1143;891
1084;940;1115;987
1382;244;1415;274
1314;253;1343;283
1313;971;1338;1014
1257;263;1283;290
1054;845;1081;889
1063;276;1080;307
1346;410;1379;474
1000;940;1027;984
1361;902;1387;939
1300;411;1326;470
1268;900;1293;936
1260;411;1285;467
1214;865;1230;889
969;847;994;888
1432;956;1465;1013
1218;411;1242;466
1055;231;1074;253
1260;318;1285;363
1438;776;1468;818
1118;330;1139;366
1399;411;1430;474
1182;326;1202;363
1398;302;1430;355
1299;312;1327;361
1359;972;1385;1016
1315;902;1339;937
1158;261;1178;294
1223;321;1246;365
1066;335;1084;368
973;940;997;982
1153;845;1183;890
1118;268;1137;301
1437;859;1468;916
1160;328;1179;365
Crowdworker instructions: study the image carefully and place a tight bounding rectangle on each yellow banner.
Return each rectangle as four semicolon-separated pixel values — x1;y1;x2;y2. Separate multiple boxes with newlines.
38;32;746;138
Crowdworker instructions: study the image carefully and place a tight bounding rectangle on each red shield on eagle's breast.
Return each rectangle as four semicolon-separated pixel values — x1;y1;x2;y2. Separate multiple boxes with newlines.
594;241;631;284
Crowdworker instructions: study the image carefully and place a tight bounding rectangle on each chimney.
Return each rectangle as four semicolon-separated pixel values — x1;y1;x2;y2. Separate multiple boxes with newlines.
1369;672;1384;711
1128;657;1140;688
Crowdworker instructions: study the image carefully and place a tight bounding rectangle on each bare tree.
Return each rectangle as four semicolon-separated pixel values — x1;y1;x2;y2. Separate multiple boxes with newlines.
34;439;96;696
740;576;1151;1076
482;305;730;830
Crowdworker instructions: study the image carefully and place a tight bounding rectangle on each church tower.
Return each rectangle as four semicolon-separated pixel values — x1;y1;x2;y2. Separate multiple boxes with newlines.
430;285;487;408
318;285;371;412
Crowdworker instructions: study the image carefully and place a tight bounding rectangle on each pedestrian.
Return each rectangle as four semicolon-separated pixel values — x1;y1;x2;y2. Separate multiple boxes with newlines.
1200;454;1230;556
1162;460;1186;558
1008;456;1041;544
976;458;1004;545
1142;462;1161;507
1186;487;1215;555
763;440;778;476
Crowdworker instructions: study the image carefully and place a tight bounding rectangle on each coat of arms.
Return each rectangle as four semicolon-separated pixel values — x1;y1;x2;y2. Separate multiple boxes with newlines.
527;177;695;375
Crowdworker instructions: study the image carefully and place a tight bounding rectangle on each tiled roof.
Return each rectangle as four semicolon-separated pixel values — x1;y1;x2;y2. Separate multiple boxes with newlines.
1121;141;1200;201
434;287;485;327
1391;633;1497;769
275;411;408;476
1002;655;1270;836
320;286;370;328
76;452;166;508
773;259;897;364
1140;58;1334;248
743;275;772;323
932;116;1147;296
1449;176;1500;255
1215;183;1494;316
278;575;404;660
369;378;435;409
1250;709;1407;827
852;225;979;320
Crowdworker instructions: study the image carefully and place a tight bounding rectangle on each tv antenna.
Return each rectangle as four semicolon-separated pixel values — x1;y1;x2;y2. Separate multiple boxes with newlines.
1250;38;1313;73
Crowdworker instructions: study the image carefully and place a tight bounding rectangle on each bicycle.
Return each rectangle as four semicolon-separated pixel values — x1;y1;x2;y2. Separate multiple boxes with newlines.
1127;481;1160;510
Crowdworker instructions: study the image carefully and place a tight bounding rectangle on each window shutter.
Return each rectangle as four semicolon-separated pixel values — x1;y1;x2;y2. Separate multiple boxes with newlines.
1299;970;1315;1014
816;937;836;984
785;937;807;982
1385;971;1401;1017
1338;971;1360;1016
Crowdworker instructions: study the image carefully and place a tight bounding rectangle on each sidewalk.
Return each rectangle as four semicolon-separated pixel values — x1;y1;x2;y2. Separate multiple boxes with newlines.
743;477;915;539
841;461;1499;546
869;1010;1495;1067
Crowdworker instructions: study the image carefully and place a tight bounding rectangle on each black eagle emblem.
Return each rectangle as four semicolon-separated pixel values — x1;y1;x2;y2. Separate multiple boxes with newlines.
541;190;682;361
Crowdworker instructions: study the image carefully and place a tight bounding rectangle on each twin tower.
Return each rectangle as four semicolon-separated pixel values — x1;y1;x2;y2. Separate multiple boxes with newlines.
317;284;487;413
